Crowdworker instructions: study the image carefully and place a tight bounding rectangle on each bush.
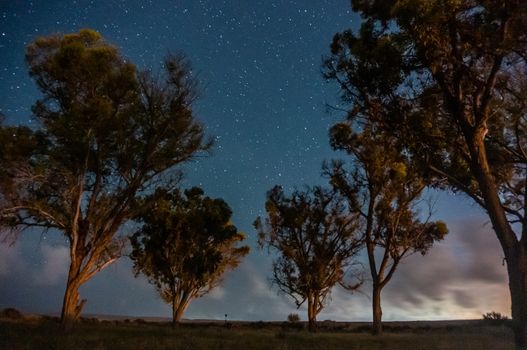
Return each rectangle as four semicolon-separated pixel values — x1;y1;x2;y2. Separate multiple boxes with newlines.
483;311;509;321
283;313;303;330
482;311;510;326
287;313;300;323
1;308;23;319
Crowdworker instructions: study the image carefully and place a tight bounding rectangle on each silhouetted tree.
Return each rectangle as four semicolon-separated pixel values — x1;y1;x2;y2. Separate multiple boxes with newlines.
0;118;44;240
326;125;447;335
0;29;210;330
325;1;527;347
130;187;249;328
255;186;362;332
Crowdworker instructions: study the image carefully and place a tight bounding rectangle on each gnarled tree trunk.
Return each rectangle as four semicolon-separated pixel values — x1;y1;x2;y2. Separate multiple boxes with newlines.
307;295;318;332
467;129;526;349
372;285;383;335
171;297;190;329
507;247;527;350
60;261;87;331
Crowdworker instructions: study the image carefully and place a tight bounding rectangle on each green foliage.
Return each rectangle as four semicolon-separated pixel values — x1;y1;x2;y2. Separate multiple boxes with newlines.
0;29;211;325
0;122;46;230
327;125;447;259
255;186;362;330
326;120;447;334
325;0;527;343
130;187;249;320
325;0;527;218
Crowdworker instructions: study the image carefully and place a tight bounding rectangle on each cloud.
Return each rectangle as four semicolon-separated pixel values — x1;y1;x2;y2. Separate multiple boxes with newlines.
187;258;296;321
207;285;226;300
451;289;478;309
0;239;68;313
316;286;371;321
381;217;510;318
162;219;511;322
33;244;70;286
78;257;169;317
0;216;512;321
0;242;25;277
456;222;507;285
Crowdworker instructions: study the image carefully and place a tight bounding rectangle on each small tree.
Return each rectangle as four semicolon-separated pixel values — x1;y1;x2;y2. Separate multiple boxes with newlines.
130;187;249;328
255;186;362;332
326;125;448;335
0;30;210;330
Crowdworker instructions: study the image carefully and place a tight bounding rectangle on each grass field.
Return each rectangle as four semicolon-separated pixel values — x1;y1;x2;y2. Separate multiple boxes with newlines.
0;315;514;350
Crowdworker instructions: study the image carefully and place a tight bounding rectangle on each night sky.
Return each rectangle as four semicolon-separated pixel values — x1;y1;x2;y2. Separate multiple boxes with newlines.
0;0;509;321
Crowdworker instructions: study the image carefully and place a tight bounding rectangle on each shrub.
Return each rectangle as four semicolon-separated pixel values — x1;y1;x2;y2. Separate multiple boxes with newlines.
483;311;509;321
287;313;300;323
482;311;510;326
1;308;23;319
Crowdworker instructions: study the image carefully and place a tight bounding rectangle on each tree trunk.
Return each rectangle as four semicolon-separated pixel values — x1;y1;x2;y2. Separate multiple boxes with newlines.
307;297;317;332
372;284;383;335
171;298;189;329
507;247;527;350
60;263;86;331
467;131;526;349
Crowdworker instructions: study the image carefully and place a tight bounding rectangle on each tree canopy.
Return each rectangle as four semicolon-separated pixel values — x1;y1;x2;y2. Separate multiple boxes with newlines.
327;123;447;334
0;29;210;329
325;1;527;347
255;186;362;332
130;187;249;327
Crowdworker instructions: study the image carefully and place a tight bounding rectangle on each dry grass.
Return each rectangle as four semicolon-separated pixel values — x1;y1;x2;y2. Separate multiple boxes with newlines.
0;316;514;350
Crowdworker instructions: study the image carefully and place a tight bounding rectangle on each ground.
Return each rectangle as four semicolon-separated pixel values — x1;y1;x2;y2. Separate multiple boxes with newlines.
0;310;513;350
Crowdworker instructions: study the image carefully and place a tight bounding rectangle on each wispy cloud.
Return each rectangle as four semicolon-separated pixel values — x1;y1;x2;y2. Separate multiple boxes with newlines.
33;244;69;286
0;217;511;320
382;218;509;318
0;242;25;277
188;259;296;321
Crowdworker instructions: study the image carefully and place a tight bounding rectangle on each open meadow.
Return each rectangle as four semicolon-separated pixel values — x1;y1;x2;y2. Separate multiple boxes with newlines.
0;312;514;350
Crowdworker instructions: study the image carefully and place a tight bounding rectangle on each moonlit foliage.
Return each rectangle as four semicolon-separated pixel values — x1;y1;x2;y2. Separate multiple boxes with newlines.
130;187;249;327
0;30;209;329
255;186;362;331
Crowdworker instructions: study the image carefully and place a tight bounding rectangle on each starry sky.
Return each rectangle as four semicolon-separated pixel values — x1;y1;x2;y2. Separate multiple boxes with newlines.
0;0;509;322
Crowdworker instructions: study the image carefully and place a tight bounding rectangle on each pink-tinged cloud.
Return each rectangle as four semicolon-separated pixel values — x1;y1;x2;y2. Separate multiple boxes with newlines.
184;216;511;322
0;215;512;321
382;218;510;318
310;216;510;322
